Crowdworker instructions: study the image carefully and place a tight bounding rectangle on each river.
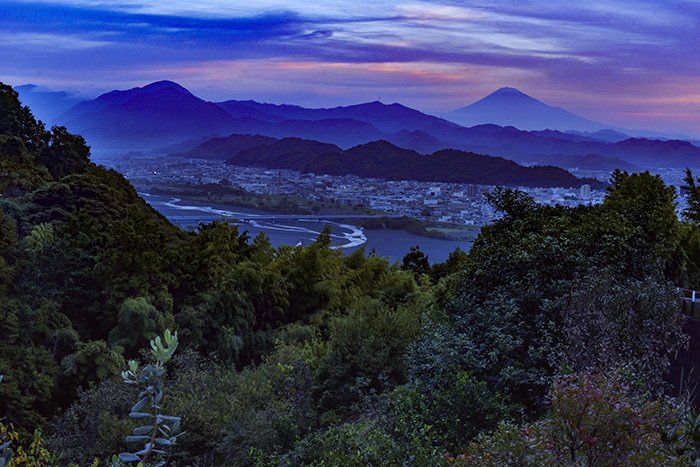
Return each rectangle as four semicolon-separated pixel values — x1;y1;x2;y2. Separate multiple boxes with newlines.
141;194;476;263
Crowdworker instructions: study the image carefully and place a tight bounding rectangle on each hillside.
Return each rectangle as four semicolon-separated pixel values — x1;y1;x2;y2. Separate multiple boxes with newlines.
533;153;641;172
183;134;278;159
228;137;343;169
217;99;458;133
54;80;700;169
3;81;700;466
14;84;84;122
59;80;238;148
421;123;700;168
226;137;604;188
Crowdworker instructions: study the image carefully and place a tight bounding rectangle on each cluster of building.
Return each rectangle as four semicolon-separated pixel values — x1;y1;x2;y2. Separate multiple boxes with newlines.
110;155;667;225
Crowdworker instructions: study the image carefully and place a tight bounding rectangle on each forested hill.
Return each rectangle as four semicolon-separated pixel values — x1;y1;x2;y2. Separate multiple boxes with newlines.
0;82;437;461
0;81;187;423
4;81;700;465
225;137;604;188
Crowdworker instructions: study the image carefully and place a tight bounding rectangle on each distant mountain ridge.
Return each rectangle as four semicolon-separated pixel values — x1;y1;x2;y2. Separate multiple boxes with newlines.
217;99;458;133
185;134;278;159
224;137;604;189
15;84;85;122
60;81;236;148
52;80;700;169
449;87;612;132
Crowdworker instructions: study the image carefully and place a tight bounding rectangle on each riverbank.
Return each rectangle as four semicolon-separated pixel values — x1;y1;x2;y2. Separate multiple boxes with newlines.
138;192;477;263
136;181;477;241
141;182;380;216
356;216;479;240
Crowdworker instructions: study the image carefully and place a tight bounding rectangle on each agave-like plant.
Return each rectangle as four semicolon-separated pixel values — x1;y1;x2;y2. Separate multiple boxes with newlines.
119;330;184;466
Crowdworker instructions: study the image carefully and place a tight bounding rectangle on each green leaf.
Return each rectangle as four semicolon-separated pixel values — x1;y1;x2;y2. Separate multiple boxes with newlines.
129;412;152;419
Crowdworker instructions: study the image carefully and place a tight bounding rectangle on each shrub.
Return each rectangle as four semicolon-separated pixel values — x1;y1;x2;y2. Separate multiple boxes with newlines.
459;367;681;466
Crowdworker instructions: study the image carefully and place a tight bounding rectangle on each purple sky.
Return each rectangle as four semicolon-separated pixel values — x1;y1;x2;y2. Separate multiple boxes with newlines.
1;0;699;136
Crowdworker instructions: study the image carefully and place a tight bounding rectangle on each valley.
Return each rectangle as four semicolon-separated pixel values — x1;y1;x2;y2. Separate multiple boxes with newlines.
3;1;700;463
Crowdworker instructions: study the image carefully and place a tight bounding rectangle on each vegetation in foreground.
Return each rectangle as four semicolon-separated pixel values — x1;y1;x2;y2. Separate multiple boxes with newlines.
3;82;700;465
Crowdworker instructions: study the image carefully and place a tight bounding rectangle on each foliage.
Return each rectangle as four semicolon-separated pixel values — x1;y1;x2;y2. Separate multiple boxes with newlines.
217;342;320;465
23;222;55;254
430;247;469;283
664;406;700;465
3;83;700;466
560;273;687;392
385;371;511;454
401;245;431;279
682;168;700;224
459;368;682;466
45;379;136;466
439;175;683;412
314;302;422;418
0;422;56;467
268;418;443;467
485;185;535;220
60;340;125;398
109;297;173;356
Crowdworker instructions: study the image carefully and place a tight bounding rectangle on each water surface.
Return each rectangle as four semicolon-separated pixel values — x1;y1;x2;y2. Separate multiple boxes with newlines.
141;193;474;263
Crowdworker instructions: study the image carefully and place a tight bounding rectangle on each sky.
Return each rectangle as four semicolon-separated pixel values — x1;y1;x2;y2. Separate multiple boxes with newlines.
1;0;699;136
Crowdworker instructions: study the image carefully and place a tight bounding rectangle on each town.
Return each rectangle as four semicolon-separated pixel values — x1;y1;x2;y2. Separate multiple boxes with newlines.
106;155;624;226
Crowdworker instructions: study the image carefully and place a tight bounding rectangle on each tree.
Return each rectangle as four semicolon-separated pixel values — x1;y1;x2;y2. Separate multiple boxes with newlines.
59;340;125;404
485;186;535;220
439;170;683;411
560;273;687;393
401;245;430;279
37;126;90;179
430;247;468;282
0;83;47;153
602;170;679;266
460;368;682;466
108;297;172;356
682;168;700;224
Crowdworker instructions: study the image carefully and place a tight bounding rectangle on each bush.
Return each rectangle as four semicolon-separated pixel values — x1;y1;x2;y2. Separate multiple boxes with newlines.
386;371;512;454
314;302;421;417
217;342;319;465
459;367;682;466
561;273;687;393
45;379;136;464
270;419;415;466
2;422;58;466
